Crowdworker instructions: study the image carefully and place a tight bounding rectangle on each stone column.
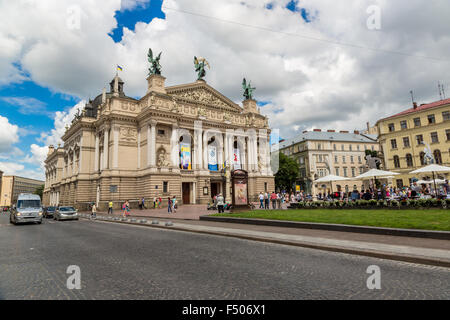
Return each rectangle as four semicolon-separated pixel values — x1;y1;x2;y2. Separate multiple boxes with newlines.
113;125;119;168
194;127;203;170
147;123;151;167
170;123;178;167
149;120;157;167
203;132;208;170
137;128;141;169
94;133;99;172
103;127;109;170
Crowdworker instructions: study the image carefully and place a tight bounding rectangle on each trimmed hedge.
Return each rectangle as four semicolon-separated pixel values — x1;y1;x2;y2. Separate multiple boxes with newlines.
288;198;449;210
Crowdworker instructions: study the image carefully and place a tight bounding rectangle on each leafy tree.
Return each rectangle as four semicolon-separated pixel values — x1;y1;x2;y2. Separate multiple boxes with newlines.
275;152;300;192
34;184;44;199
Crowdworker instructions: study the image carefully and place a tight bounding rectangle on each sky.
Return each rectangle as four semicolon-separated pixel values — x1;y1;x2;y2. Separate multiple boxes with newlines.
0;0;449;180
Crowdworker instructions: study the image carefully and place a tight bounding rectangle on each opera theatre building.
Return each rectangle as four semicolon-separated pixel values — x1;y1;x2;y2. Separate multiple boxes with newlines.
43;69;274;210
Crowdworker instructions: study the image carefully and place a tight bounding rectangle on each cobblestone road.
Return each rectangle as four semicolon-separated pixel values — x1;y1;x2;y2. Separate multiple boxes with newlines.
0;213;448;300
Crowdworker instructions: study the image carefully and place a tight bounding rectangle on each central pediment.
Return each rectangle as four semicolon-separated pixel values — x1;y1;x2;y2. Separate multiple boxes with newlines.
166;81;242;113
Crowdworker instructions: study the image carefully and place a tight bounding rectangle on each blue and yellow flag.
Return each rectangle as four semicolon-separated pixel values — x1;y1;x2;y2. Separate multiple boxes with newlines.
117;65;123;72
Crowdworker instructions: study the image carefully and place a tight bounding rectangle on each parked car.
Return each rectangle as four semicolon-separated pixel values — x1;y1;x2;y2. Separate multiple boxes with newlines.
43;206;56;218
10;193;43;225
54;206;78;221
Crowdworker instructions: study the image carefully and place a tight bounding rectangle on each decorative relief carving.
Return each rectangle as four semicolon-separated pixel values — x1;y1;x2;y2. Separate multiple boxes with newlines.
120;126;137;142
171;88;231;110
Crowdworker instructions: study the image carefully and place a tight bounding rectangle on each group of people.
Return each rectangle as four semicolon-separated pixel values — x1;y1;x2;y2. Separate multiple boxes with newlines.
313;179;450;202
258;192;287;210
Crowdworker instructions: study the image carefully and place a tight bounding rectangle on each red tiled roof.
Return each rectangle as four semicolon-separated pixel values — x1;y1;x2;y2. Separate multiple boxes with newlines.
381;98;450;120
382;98;450;121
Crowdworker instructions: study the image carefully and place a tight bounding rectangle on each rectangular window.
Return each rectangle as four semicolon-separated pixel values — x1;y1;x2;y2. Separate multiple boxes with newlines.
163;181;168;193
443;111;450;121
335;168;339;176
396;179;404;188
416;134;424;145
343;168;348;177
413;117;421;127
333;144;336;151
341;145;344;151
428;114;435;124
446;129;450;141
403;137;410;148
342;156;346;163
110;185;118;193
349;145;352;151
334;156;338;163
431;132;439;143
358;156;362;163
359;167;364;174
400;120;407;129
391;139;397;149
318;143;321;150
350;156;354;163
388;123;395;132
157;129;165;135
351;167;355;177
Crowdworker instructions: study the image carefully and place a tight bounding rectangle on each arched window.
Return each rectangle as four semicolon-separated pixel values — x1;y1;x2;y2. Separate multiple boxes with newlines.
393;155;400;168
434;150;442;164
419;152;426;165
406;154;413;167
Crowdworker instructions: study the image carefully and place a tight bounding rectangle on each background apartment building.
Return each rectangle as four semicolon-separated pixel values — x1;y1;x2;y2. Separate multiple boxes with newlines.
0;175;45;207
278;129;379;195
376;98;450;188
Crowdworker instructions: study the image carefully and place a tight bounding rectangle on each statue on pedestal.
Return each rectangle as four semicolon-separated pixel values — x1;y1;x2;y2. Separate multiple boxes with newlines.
148;48;162;75
194;56;210;81
242;78;256;100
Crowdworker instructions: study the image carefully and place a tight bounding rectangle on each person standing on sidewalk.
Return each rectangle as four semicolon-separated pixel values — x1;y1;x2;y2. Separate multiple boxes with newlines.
276;192;282;209
108;201;113;215
259;192;264;209
264;192;269;210
167;197;172;213
270;191;277;209
217;193;225;213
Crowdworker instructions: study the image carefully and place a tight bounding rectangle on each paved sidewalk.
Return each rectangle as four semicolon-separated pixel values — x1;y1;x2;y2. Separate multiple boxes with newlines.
82;204;211;220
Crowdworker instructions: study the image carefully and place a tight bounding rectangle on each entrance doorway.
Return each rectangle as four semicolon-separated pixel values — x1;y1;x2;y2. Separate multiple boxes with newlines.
210;182;220;199
182;183;190;204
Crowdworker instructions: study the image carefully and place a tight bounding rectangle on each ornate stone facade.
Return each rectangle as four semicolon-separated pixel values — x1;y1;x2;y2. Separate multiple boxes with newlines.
43;74;274;210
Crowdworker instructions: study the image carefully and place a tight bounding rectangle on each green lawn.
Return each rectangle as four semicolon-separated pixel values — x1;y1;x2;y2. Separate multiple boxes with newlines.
213;209;450;231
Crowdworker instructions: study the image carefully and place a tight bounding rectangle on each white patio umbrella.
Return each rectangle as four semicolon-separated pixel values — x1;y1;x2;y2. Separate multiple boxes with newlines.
355;169;400;188
416;179;445;185
314;175;350;194
409;164;450;195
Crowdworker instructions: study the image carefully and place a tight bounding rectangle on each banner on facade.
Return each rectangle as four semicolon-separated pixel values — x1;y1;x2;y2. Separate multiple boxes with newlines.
233;148;241;170
180;143;191;170
208;146;218;171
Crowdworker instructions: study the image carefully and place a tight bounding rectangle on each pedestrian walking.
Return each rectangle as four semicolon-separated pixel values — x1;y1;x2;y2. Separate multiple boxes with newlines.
167;197;172;213
217;193;225;213
276;192;282;209
172;196;177;213
108;201;113;214
139;198;143;210
264;192;269;209
259;192;264;209
91;203;97;219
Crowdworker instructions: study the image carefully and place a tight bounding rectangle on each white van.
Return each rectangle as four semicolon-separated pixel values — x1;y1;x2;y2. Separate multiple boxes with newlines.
10;193;43;225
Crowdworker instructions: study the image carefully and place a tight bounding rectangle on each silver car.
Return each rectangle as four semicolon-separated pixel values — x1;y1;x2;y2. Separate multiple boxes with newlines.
10;193;43;225
54;206;79;221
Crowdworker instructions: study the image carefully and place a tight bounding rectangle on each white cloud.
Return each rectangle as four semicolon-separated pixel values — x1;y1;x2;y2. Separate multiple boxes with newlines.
1;0;450;141
38;100;86;147
0;116;19;153
121;0;150;11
